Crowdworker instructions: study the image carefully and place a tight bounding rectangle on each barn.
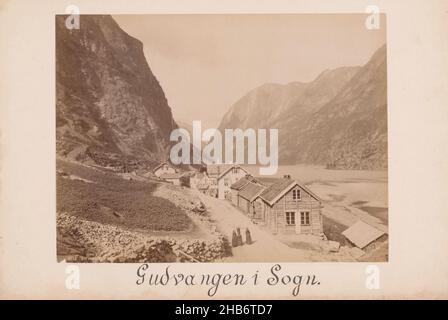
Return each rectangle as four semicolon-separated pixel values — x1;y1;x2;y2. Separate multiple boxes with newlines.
259;176;323;235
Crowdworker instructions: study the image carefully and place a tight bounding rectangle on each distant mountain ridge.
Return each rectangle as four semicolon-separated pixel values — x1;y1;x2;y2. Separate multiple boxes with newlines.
56;15;177;170
219;45;387;170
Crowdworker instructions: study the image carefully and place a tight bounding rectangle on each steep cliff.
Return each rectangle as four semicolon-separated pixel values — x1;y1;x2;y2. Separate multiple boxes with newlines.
56;15;177;169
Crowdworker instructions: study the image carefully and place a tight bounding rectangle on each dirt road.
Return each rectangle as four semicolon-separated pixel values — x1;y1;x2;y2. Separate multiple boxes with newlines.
195;191;326;262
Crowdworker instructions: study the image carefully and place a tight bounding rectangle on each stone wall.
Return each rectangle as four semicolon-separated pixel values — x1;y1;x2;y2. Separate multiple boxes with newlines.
57;213;231;263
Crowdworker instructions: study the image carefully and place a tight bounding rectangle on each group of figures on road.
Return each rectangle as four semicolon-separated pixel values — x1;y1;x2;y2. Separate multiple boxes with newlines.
231;227;253;247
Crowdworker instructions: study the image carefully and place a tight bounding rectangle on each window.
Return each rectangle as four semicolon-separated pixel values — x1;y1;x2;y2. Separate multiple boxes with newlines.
285;212;296;225
232;167;238;174
300;212;310;226
292;189;301;200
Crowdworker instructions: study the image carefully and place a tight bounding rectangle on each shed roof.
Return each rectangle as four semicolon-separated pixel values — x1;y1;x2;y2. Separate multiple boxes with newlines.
239;182;266;202
342;221;386;249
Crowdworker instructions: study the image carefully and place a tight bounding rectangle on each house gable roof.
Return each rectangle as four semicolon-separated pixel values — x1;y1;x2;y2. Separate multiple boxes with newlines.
239;182;266;202
259;178;321;206
342;221;386;249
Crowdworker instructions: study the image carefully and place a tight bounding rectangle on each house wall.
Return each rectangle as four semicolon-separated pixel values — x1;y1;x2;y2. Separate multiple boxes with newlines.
217;178;225;199
248;201;255;216
217;167;247;199
237;197;264;220
206;178;218;197
238;196;250;213
253;198;265;221
190;177;198;189
230;189;239;206
264;205;276;232
264;185;323;235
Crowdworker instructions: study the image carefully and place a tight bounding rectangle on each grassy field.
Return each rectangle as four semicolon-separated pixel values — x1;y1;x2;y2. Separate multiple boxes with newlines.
56;160;192;231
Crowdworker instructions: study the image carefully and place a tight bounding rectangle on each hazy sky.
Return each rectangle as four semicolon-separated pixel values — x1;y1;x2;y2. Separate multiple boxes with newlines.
114;14;386;128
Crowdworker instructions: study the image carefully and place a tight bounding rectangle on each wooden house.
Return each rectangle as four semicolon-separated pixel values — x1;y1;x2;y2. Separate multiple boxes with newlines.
206;164;248;199
258;176;323;235
153;162;176;178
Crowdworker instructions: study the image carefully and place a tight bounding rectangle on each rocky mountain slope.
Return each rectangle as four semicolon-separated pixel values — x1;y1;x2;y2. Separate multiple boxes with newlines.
219;45;387;170
56;15;177;170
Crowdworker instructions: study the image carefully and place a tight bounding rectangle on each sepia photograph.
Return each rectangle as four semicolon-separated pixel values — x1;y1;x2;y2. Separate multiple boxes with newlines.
56;14;388;263
2;0;448;304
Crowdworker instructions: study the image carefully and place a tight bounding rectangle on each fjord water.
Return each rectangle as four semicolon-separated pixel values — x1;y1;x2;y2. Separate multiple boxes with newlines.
244;164;388;227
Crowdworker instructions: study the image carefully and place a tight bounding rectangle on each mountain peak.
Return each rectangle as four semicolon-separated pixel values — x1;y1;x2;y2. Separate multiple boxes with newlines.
314;66;361;83
218;45;387;170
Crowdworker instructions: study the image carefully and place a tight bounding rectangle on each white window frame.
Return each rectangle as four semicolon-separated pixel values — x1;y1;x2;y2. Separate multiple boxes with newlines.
285;211;296;226
292;188;301;200
300;211;310;226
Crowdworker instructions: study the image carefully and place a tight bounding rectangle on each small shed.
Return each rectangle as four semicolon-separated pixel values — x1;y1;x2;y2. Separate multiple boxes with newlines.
342;221;388;252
